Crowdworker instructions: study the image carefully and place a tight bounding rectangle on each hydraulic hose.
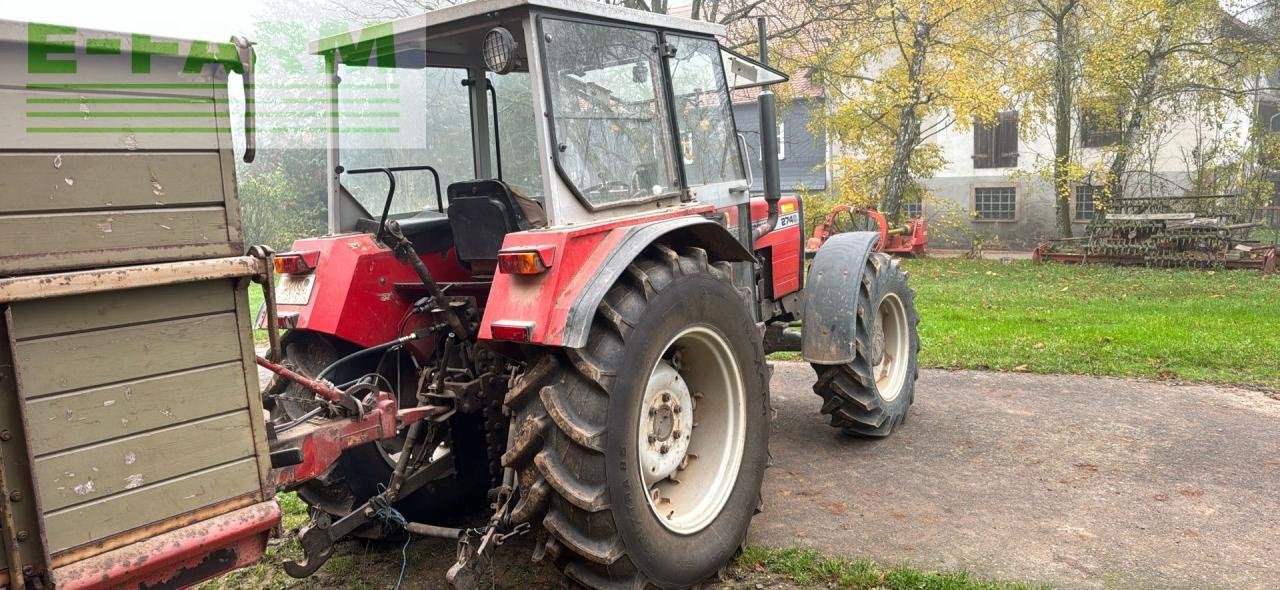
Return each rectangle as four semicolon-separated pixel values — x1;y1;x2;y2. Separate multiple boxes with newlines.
316;331;424;382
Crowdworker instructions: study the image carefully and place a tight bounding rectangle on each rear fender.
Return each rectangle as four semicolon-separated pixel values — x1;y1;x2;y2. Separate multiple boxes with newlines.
479;212;753;348
800;231;880;365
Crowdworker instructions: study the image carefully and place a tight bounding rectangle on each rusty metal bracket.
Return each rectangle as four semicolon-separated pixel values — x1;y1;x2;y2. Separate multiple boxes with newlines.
247;246;282;362
0;307;54;590
0;441;25;590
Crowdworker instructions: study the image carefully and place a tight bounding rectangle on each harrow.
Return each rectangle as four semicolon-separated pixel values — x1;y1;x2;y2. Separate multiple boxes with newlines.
1033;195;1277;273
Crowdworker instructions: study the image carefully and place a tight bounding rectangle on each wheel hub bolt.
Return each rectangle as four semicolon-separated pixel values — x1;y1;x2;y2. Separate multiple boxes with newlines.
660;443;670;454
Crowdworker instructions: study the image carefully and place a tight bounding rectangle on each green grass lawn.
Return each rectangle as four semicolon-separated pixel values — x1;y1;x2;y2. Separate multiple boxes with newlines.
247;285;268;347
899;258;1280;389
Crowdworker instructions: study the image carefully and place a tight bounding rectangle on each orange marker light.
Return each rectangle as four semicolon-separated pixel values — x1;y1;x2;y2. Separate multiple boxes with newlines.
273;250;320;275
496;246;554;275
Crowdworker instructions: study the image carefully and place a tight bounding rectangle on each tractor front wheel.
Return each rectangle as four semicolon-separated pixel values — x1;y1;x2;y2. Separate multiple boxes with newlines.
503;244;769;589
812;252;920;437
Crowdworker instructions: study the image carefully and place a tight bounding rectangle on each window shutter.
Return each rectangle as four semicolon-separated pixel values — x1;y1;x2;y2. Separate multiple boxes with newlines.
996;111;1019;167
973;117;994;168
1081;108;1098;148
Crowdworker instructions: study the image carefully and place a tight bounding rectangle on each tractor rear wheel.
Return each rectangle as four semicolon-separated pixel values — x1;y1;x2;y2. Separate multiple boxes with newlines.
503;244;769;589
812;252;919;437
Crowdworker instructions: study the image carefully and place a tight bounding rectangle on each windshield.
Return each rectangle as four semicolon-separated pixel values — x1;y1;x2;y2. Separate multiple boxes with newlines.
541;18;678;208
339;66;474;216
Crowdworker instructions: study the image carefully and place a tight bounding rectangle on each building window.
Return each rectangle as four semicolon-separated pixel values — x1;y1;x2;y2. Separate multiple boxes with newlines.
1081;106;1122;148
755;122;785;161
973;111;1019;168
903;198;922;219
1261;101;1279;133
973;186;1016;221
1074;185;1099;221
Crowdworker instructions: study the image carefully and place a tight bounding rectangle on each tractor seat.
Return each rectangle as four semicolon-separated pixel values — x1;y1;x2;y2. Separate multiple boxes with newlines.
446;179;531;268
355;210;454;253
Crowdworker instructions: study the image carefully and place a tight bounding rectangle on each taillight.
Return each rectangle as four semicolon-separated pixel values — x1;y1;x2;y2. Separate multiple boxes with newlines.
491;321;534;342
497;246;554;275
273;250;320;275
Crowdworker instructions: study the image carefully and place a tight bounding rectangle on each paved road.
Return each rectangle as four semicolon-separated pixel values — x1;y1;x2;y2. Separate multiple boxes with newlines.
258;362;1279;588
759;363;1279;589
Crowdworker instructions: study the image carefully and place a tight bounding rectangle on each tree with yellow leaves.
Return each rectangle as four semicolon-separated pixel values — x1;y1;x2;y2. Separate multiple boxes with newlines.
794;0;1015;223
1080;0;1278;205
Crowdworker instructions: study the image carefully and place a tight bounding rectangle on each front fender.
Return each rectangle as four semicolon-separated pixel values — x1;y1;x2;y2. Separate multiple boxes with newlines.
800;231;880;365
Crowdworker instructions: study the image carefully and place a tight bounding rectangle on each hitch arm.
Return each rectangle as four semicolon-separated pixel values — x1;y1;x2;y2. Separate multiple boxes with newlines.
283;450;457;578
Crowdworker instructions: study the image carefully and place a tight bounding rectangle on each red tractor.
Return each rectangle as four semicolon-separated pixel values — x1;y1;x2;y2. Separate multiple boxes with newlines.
259;2;922;588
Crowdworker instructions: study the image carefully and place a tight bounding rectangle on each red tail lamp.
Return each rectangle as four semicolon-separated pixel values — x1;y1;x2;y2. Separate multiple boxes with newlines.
273;250;320;275
497;245;555;275
491;321;535;342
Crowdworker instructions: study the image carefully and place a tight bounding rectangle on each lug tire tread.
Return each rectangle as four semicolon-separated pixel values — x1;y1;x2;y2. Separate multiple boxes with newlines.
503;244;744;589
811;253;920;437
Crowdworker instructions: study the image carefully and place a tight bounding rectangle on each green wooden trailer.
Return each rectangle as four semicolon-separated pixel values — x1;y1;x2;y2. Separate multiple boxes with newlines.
0;20;277;590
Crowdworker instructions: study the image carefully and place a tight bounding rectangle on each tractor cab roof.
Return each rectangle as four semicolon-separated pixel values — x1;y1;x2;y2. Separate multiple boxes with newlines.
310;0;724;69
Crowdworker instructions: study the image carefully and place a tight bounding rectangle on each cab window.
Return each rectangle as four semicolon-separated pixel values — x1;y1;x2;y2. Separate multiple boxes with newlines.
541;18;678;207
667;35;744;187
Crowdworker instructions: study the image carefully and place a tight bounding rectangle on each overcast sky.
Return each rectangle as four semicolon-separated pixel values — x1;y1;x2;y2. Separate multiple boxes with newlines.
1;0;264;41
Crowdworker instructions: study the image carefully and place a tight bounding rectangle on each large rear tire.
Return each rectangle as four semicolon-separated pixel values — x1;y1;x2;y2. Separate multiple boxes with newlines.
811;253;920;437
503;244;769;589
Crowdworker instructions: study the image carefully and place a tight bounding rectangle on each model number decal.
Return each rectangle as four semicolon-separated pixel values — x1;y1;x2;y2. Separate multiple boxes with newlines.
776;212;800;229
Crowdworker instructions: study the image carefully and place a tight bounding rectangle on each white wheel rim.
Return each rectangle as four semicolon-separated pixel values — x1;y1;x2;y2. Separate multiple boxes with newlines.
874;293;910;401
637;326;745;535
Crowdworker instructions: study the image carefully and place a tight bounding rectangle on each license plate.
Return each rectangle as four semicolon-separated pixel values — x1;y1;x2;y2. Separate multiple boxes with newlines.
275;274;316;306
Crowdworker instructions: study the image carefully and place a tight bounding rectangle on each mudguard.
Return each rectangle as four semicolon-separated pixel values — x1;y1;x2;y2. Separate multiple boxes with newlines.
800;231;880;365
478;210;754;348
561;216;753;347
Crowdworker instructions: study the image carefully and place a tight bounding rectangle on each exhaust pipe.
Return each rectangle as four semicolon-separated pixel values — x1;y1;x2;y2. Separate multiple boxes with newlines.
753;16;782;241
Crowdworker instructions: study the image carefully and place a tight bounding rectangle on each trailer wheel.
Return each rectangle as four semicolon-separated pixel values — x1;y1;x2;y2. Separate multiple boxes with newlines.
503;245;769;589
275;331;490;527
811;253;919;437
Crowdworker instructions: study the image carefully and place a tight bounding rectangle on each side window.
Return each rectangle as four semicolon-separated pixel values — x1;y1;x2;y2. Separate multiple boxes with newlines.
1081;105;1122;148
1074;185;1099;221
667;35;745;187
973;111;1018;168
903;196;922;218
755;121;784;161
542;18;678;207
973;186;1016;221
1261;101;1279;133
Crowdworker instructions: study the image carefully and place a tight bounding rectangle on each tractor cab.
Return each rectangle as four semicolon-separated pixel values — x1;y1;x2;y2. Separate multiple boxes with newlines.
310;0;785;266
